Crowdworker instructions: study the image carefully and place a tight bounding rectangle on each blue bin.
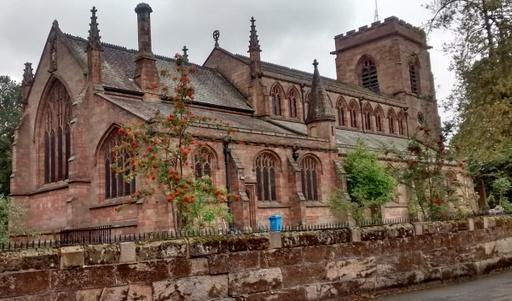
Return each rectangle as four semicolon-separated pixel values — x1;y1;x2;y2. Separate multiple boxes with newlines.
268;214;283;232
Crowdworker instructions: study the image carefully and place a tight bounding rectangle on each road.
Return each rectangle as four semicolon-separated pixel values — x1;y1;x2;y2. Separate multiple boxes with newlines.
378;270;512;301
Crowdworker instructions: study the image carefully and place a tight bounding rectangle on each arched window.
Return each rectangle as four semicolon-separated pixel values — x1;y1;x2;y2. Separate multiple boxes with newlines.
398;110;406;136
388;109;397;135
193;147;216;179
102;131;136;199
288;87;299;118
41;80;71;183
375;105;384;132
359;56;379;93
363;103;373;131
409;57;420;94
301;155;320;201
336;97;347;127
348;100;359;128
271;84;283;116
255;152;279;201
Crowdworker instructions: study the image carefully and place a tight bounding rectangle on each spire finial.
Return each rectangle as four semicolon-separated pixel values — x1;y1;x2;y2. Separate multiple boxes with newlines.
374;0;380;22
22;62;34;86
313;59;319;69
88;6;102;50
248;16;261;52
182;45;189;63
52;20;59;28
213;30;220;47
306;59;335;124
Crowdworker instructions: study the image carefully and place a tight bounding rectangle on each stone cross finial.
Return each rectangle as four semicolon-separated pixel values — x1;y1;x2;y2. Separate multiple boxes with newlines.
213;30;220;47
248;17;261;52
22;62;34;86
88;6;102;50
182;45;189;63
313;59;319;69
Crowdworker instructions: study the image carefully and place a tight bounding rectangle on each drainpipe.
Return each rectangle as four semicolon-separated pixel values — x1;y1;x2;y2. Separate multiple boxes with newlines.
223;136;233;228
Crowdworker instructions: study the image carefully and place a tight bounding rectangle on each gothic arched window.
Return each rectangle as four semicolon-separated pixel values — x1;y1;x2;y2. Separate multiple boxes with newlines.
398;110;406;136
102;131;136;199
375;105;384;132
301;155;320;201
42;80;71;184
255;152;279;201
349;100;359;128
271;84;283;116
193;147;216;179
336;97;347;127
363;103;373;131
388;109;397;135
359;56;379;93
409;57;420;94
288;87;299;118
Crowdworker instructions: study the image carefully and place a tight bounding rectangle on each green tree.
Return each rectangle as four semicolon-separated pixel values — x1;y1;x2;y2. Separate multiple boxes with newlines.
426;0;512;200
0;76;22;196
330;143;395;222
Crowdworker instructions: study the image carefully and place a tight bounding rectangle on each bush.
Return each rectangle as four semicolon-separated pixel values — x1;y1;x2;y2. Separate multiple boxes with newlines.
0;195;23;243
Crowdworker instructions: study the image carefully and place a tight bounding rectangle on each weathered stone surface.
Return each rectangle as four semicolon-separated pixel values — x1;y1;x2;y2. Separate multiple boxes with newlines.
51;265;117;291
60;246;85;269
98;286;129;301
209;251;259;274
76;289;102;301
120;242;136;263
228;268;283;296
0;249;59;273
281;263;325;287
116;261;170;285
85;244;120;265
282;229;351;248
261;248;301;268
137;240;187;261
127;284;153;300
153;275;228;301
189;235;269;257
0;271;50;298
325;257;376;282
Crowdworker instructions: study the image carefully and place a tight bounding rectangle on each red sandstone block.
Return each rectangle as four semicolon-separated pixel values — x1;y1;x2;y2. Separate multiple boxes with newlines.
280;263;325;288
0;270;50;298
50;265;116;291
208;251;260;274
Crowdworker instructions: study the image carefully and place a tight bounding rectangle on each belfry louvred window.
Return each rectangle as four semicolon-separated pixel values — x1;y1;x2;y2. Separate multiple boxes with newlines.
360;56;379;93
42;81;71;184
255;152;278;201
301;156;319;201
409;60;420;94
103;132;136;199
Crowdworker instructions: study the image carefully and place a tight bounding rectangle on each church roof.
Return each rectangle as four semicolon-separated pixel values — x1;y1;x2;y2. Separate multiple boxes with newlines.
63;34;253;112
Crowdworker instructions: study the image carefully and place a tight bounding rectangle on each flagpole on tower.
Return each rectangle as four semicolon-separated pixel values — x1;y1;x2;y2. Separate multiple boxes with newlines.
374;0;380;22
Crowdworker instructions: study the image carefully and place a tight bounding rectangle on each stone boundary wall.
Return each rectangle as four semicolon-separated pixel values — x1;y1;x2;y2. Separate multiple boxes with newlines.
2;216;512;300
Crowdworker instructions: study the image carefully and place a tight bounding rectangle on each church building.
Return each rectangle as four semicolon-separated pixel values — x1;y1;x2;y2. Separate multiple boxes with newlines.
10;3;476;235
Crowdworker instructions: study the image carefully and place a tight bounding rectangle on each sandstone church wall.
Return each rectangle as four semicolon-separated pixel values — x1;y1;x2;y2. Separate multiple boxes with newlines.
2;215;512;300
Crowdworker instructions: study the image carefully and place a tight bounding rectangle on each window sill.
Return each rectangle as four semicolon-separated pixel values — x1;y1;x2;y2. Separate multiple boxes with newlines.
258;202;291;209
90;196;135;209
36;181;69;194
304;201;329;208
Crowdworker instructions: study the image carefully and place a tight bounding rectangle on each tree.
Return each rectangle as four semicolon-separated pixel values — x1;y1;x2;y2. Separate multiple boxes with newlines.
0;76;22;196
426;0;512;200
330;142;396;222
115;55;234;230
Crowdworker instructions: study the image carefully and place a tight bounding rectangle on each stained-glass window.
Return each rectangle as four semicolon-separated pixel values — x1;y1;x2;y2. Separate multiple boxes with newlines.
301;155;319;201
255;152;278;201
103;132;135;199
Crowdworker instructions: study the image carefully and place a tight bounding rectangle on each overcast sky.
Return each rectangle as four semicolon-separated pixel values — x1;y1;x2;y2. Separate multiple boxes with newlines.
0;0;454;121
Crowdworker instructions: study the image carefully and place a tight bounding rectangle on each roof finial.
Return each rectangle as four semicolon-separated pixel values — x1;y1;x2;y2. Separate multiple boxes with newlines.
88;6;102;50
52;19;59;29
213;30;220;47
306;59;335;124
374;0;380;22
248;17;261;52
313;59;319;69
22;62;34;86
182;45;189;63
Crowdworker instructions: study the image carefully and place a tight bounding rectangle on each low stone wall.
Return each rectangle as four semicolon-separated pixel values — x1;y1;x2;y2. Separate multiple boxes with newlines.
2;216;512;300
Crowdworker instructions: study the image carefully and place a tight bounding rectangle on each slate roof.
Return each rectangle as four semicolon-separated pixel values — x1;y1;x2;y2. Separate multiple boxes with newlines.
100;94;298;136
63;34;253;111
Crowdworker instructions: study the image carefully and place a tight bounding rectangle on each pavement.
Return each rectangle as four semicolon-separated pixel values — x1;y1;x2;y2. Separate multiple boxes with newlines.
377;270;512;301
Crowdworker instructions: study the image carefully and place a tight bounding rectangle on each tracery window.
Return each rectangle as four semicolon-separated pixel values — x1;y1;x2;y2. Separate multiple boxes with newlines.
301;155;320;201
409;59;420;94
103;132;136;199
336;97;347;127
349;100;359;128
271;84;283;116
388;109;397;135
255;152;278;201
288;88;299;118
42;80;71;184
375;106;384;132
360;56;379;93
193;147;215;179
398;110;406;136
363;103;373;131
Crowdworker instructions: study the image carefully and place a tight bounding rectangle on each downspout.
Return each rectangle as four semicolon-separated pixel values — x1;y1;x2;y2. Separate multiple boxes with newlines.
223;136;233;228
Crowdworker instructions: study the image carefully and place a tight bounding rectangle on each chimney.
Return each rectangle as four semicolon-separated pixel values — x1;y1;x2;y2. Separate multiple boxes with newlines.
21;62;34;106
134;2;160;101
87;6;103;85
